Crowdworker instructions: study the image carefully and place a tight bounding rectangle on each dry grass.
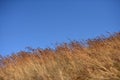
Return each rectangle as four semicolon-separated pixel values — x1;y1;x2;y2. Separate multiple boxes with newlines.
0;32;120;80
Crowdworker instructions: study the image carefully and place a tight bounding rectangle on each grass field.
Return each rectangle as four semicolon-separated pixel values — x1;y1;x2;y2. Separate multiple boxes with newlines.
0;32;120;80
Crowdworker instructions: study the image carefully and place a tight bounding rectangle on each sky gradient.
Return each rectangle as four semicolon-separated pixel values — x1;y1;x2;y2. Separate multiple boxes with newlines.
0;0;120;56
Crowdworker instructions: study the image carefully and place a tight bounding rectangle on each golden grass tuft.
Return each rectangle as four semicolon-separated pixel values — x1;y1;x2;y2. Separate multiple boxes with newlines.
0;32;120;80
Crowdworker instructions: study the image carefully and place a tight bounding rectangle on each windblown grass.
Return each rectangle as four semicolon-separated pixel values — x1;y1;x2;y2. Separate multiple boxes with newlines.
0;32;120;80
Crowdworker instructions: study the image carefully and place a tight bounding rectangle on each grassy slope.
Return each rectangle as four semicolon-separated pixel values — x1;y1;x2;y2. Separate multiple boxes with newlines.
0;32;120;80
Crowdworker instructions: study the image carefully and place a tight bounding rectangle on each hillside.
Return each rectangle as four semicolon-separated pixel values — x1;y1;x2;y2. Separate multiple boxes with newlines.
0;32;120;80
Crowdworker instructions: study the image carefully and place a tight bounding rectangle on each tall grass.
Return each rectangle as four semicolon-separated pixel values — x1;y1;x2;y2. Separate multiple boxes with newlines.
0;32;120;80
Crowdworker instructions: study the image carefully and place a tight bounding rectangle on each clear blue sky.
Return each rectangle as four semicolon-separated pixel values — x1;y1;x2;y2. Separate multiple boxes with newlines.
0;0;120;56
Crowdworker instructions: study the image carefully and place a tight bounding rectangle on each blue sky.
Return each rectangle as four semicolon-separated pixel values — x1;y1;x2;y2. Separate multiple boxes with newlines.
0;0;120;56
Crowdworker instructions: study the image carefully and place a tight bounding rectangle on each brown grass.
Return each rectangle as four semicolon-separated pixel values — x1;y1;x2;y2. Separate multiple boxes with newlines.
0;32;120;80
